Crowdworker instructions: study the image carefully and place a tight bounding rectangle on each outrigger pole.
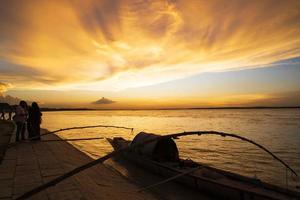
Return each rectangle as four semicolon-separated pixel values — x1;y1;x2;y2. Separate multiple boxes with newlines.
165;130;298;177
8;124;134;148
40;137;104;142
15;130;298;200
138;166;201;192
38;124;134;138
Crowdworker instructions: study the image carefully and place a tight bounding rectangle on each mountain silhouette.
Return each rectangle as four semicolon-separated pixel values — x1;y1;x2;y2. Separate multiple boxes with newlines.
92;97;115;104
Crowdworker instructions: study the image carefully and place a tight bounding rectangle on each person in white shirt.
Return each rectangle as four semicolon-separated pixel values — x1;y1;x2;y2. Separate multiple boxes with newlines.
13;101;27;141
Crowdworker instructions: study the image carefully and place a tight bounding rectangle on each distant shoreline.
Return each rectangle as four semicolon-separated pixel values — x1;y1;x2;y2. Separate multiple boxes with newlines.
41;106;300;112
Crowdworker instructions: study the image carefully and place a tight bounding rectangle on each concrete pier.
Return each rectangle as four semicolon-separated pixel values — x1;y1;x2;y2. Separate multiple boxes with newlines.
0;121;157;200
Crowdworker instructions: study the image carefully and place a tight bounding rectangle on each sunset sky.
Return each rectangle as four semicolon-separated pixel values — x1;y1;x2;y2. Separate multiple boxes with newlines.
1;0;300;108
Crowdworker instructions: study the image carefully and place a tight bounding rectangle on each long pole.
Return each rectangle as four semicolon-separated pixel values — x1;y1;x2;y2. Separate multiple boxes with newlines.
8;124;134;148
138;166;201;192
40;137;104;142
38;124;134;138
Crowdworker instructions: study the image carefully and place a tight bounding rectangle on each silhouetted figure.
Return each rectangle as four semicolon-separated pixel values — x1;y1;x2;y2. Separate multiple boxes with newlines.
27;106;33;138
21;101;29;139
8;108;12;120
29;102;42;140
13;101;27;141
0;111;4;120
0;103;11;120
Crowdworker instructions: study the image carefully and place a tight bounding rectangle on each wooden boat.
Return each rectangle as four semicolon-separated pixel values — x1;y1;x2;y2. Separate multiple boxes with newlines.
107;132;300;200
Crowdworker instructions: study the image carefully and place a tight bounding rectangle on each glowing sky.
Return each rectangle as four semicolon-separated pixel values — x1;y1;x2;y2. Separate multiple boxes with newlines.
1;0;300;108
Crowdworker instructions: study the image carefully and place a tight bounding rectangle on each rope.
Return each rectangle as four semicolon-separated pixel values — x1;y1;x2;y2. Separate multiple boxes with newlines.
14;130;298;200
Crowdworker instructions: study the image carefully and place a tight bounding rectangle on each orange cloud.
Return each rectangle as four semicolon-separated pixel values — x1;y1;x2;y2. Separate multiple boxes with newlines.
0;82;11;94
0;0;300;90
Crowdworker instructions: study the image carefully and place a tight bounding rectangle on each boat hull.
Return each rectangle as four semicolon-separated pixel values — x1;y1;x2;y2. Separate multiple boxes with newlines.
108;137;300;200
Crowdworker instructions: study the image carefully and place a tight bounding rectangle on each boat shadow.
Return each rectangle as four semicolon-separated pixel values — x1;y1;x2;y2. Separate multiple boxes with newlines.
105;156;216;200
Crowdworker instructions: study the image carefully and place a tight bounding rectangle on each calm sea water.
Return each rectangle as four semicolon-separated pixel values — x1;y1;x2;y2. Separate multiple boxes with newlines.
42;109;300;189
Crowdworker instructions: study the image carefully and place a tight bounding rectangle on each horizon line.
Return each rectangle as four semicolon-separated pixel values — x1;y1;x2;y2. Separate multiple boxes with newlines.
40;106;300;112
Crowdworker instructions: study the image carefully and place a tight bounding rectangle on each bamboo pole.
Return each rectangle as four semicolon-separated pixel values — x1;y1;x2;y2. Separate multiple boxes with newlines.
38;124;134;138
138;166;201;192
8;124;134;148
40;137;104;142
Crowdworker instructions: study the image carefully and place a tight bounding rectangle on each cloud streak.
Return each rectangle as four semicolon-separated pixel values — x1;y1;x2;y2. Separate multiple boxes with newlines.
0;0;300;91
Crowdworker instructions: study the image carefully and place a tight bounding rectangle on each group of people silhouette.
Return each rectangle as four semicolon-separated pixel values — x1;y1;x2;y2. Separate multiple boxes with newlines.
13;101;42;142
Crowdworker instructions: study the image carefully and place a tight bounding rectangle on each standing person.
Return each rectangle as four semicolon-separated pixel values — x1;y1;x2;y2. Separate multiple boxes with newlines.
29;102;42;140
21;101;29;139
0;103;10;120
0;110;4;120
8;106;12;120
13;101;26;141
27;105;33;138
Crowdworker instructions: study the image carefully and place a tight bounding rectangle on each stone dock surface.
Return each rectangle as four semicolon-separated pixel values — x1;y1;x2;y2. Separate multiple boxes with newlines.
0;121;157;200
0;121;14;163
